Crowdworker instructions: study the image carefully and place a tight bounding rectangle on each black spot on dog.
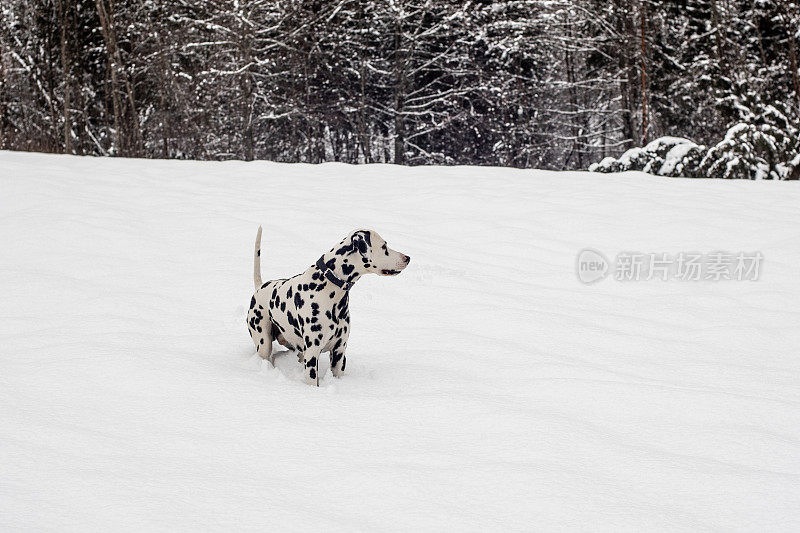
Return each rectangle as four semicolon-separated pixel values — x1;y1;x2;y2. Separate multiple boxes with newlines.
303;284;309;291
306;356;317;368
287;287;293;298
342;263;355;276
250;296;256;308
260;338;264;344
310;324;321;332
281;302;286;312
294;292;304;309
309;282;316;290
341;357;346;371
309;368;316;379
336;244;354;255
330;291;335;299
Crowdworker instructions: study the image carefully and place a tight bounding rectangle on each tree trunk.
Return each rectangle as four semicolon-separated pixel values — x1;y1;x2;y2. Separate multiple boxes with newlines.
0;43;5;149
95;0;124;154
779;5;800;108
639;0;648;144
358;0;372;164
95;0;142;157
616;0;636;148
155;30;171;158
57;0;72;153
789;32;800;108
393;14;405;165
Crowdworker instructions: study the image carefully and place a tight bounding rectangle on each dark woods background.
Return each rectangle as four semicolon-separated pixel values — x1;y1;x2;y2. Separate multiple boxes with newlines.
1;0;798;169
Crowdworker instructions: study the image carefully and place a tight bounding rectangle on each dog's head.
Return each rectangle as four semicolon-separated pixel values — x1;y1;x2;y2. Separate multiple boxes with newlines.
332;229;410;279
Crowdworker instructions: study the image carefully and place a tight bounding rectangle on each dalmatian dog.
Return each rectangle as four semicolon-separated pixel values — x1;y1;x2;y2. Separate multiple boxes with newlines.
247;227;410;386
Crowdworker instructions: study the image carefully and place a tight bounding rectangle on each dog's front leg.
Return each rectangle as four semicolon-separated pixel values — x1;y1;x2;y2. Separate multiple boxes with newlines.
301;348;322;386
330;342;347;378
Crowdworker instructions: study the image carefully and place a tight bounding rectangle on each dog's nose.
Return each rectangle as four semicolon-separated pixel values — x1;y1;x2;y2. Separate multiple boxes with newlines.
403;254;411;264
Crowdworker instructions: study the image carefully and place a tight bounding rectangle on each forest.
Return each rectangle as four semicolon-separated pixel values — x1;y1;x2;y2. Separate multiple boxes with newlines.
1;0;799;176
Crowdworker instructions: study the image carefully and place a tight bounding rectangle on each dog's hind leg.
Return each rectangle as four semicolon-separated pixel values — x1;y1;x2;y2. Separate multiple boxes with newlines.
248;303;275;365
256;327;274;365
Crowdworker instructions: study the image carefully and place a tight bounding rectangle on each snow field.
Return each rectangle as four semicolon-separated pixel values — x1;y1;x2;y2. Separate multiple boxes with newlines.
1;151;800;531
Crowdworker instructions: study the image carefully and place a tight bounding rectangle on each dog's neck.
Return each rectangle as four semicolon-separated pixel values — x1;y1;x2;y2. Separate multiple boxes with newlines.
314;251;367;291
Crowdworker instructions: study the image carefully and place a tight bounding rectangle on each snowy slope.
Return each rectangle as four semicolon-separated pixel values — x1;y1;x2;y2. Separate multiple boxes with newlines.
1;151;800;531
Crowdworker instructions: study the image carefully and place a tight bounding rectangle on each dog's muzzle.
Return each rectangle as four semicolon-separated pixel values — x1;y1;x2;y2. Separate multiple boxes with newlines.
381;255;410;276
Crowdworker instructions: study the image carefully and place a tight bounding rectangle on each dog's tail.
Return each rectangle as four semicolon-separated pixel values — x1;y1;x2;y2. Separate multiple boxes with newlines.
254;226;263;290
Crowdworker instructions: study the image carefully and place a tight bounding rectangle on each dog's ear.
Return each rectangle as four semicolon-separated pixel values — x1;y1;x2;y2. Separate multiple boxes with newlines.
352;231;372;258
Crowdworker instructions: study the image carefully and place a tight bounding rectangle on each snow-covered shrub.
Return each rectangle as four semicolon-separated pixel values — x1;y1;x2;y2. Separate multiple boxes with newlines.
590;156;623;173
698;103;800;180
656;141;707;177
589;137;706;177
590;97;800;179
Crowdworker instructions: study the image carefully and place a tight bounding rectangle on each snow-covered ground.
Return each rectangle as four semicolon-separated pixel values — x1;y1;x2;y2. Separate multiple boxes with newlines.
2;150;800;531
